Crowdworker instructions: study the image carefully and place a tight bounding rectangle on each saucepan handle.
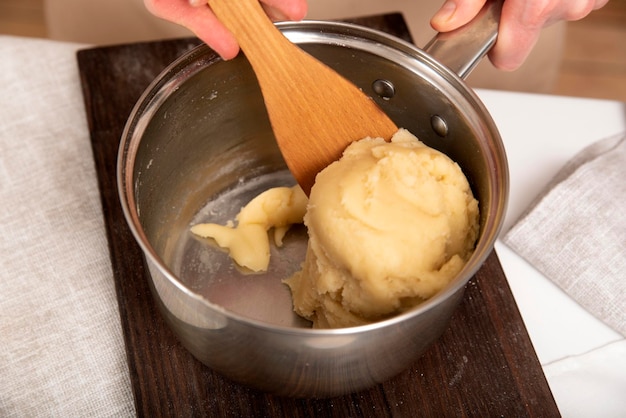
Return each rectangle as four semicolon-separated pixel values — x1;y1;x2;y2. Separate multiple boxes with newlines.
423;0;503;79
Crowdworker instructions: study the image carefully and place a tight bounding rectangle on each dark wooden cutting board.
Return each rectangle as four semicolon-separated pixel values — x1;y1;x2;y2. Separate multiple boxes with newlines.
77;13;559;417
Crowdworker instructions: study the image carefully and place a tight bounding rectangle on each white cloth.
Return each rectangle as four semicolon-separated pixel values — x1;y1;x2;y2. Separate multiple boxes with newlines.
504;132;626;337
0;36;135;416
544;339;626;418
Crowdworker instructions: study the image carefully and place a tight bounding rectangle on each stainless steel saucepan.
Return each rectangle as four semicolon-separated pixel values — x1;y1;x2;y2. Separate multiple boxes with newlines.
118;0;508;397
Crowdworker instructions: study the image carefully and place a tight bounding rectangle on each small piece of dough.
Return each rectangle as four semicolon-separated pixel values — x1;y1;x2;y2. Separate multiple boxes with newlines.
191;185;307;272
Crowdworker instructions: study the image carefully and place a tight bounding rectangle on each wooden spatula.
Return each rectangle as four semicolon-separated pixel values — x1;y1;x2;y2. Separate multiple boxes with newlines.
207;0;398;195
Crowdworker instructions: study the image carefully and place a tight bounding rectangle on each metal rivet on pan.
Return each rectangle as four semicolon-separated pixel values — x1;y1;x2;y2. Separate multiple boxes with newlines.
372;79;395;100
431;115;448;137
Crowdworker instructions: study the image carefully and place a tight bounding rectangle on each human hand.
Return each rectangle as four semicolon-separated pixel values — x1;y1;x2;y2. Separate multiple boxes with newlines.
430;0;609;71
144;0;308;59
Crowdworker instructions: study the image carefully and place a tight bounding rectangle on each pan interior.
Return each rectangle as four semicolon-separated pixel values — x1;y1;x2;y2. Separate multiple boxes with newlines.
131;33;499;327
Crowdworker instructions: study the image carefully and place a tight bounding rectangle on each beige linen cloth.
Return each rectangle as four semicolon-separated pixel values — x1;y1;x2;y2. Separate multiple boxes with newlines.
504;132;626;337
0;36;134;416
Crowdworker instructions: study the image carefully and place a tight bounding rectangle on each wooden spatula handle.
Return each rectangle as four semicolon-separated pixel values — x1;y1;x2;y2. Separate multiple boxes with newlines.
207;0;398;194
207;0;295;78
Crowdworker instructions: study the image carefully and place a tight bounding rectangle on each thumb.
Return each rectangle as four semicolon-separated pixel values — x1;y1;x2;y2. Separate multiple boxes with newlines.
431;0;488;32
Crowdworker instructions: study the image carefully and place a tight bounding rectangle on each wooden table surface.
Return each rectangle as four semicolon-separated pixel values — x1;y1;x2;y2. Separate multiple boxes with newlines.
77;13;559;417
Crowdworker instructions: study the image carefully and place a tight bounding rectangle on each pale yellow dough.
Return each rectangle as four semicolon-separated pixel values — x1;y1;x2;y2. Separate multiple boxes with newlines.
192;129;478;328
191;186;307;272
283;129;479;328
